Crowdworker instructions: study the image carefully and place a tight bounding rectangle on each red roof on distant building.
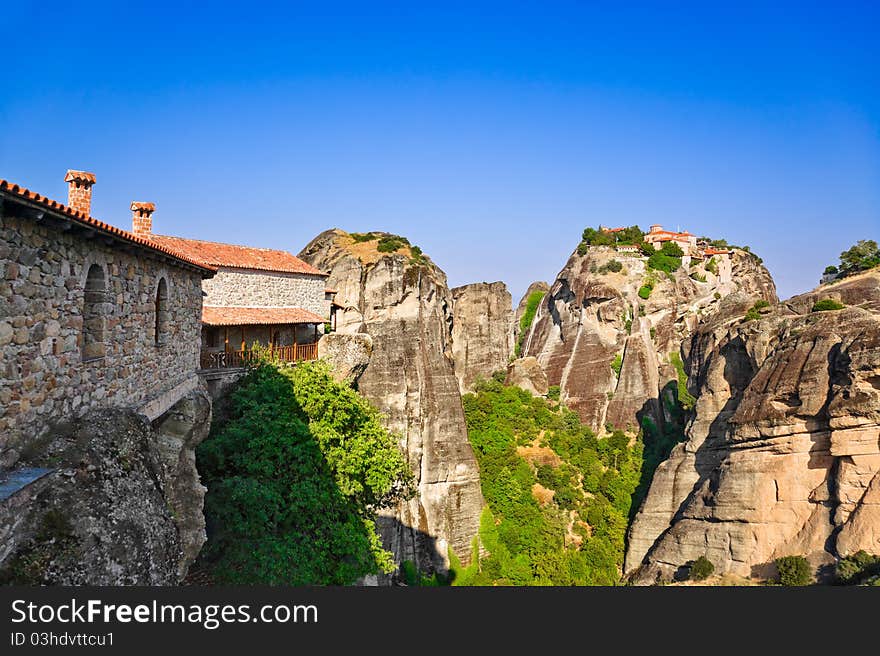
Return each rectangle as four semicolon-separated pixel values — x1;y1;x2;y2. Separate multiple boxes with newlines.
0;179;215;274
602;226;626;232
148;235;326;275
202;306;326;326
704;248;731;255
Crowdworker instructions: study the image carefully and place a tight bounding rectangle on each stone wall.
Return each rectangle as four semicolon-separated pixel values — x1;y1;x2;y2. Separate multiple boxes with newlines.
202;268;328;317
0;211;205;467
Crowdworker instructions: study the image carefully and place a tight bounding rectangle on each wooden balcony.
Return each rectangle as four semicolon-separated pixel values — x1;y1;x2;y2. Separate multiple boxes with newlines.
200;342;319;370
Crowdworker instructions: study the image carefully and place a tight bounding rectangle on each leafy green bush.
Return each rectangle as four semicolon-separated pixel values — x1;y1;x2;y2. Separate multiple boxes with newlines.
197;360;413;584
460;379;643;585
745;299;771;321
836;551;880;585
812;299;845;312
690;272;706;283
491;369;507;384
669;352;695;411
823;265;838;275
647;252;681;274
713;292;721;300
598;259;624;274
705;257;718;275
515;290;546;356
376;235;410;253
775;555;812;586
610;353;623;377
350;232;378;242
409;245;427;264
689;556;714;581
640;242;655;257
638;285;653;299
547;385;561;401
577;242;589;256
660;241;684;258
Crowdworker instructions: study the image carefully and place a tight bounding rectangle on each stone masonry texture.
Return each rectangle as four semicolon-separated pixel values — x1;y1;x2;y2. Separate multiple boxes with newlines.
0;211;205;467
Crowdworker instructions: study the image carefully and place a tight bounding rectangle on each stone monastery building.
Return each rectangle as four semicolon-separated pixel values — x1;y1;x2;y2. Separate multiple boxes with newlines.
0;171;214;467
129;205;333;368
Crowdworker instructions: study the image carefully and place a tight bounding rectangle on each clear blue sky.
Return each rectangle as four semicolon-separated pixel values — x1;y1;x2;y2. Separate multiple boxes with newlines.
2;1;877;301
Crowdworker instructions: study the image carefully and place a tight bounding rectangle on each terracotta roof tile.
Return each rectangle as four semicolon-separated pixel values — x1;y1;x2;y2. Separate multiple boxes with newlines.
202;306;326;326
148;235;326;275
130;201;155;212
0;179;215;274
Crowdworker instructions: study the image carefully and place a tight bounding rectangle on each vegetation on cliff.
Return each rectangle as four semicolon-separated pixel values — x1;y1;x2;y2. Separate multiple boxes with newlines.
196;360;413;584
515;289;546;356
454;378;642;585
835;239;880;278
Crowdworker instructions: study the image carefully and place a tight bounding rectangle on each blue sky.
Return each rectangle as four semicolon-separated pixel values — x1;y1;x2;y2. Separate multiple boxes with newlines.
1;2;877;301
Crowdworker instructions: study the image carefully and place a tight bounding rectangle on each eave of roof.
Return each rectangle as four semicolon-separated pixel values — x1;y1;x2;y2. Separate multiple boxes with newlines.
0;179;216;276
202;306;327;326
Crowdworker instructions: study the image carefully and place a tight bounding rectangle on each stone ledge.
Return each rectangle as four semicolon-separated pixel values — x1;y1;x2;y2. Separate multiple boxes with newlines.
138;375;200;422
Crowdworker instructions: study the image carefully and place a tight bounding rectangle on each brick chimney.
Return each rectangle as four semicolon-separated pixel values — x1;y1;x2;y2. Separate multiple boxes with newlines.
130;202;156;238
64;170;96;216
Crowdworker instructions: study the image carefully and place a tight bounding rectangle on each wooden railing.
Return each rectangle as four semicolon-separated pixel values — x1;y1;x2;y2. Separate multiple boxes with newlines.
200;342;319;370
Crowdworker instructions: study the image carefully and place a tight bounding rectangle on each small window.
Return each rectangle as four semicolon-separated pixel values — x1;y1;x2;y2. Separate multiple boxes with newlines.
155;277;169;346
82;264;108;361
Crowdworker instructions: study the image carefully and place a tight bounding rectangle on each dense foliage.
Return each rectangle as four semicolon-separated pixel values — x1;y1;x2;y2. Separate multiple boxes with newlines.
578;225;645;253
455;379;643;585
838;239;880;276
515;290;547;356
835;551;880;585
812;299;845;312
775;555;812;586
197;360;413;584
647;251;681;274
689;556;715;581
669;352;696;411
598;259;623;274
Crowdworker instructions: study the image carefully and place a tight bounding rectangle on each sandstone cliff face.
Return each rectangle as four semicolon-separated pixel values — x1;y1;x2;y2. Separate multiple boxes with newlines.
451;281;514;392
0;387;211;584
522;247;776;432
298;230;483;576
627;270;880;582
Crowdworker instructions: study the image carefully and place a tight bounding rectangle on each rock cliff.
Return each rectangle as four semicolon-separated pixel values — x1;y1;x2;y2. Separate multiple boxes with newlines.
626;270;880;582
522;246;776;432
298;230;483;577
0;387;211;584
451;281;514;392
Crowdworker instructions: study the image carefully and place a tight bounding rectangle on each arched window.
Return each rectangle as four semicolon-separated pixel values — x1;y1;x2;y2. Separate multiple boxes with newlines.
82;264;108;361
155;277;169;346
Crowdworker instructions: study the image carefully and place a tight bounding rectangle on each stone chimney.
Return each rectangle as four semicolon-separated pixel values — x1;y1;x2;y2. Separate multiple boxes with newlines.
64;170;96;216
130;202;156;238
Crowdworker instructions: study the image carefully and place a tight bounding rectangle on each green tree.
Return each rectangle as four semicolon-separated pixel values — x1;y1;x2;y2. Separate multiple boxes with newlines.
660;241;684;258
689;556;714;581
839;239;880;276
197;361;413;584
648;252;681;274
775;555;812;586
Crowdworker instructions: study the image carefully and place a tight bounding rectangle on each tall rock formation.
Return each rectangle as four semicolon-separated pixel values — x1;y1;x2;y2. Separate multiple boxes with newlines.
298;230;483;577
626;270;880;582
513;281;550;348
522;246;775;432
451;281;514;392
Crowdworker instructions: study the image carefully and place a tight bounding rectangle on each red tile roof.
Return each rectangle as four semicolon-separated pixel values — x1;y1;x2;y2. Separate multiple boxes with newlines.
0;179;215;274
202;306;326;326
704;248;731;255
148;234;326;275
